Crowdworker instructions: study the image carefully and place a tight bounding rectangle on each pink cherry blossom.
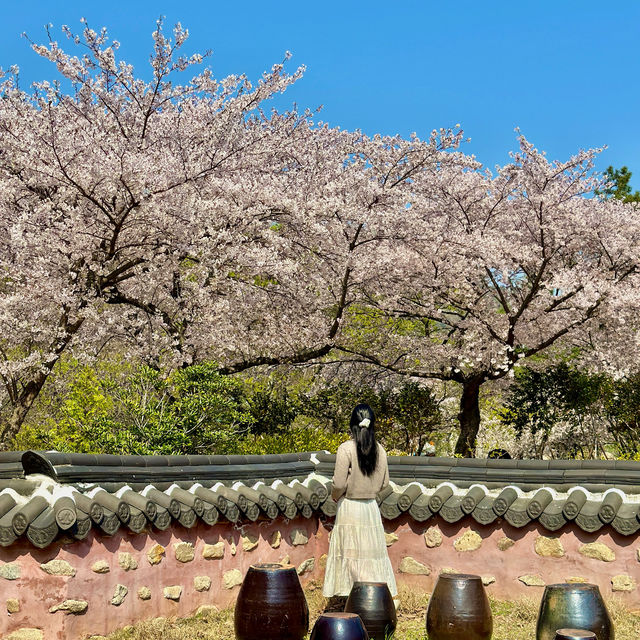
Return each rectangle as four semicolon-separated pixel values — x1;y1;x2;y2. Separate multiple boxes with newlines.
1;22;638;456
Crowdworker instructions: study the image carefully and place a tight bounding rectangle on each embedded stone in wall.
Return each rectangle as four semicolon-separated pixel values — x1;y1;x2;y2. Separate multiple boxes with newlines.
454;531;482;552
519;574;545;587
118;552;138;571
270;531;282;548
91;560;110;574
203;542;225;559
223;569;243;589
319;553;328;569
242;533;259;552
424;526;443;548
194;576;212;592
297;558;315;575
579;542;615;562
291;529;309;546
481;576;495;586
40;559;76;577
49;599;88;614
174;542;195;563
7;598;20;613
111;584;128;606
230;541;237;556
280;555;291;565
6;629;44;640
399;557;430;575
147;544;165;565
535;536;565;558
164;586;183;601
138;586;151;600
0;563;21;580
567;576;589;584
385;533;399;547
612;574;636;592
497;537;515;551
440;567;459;574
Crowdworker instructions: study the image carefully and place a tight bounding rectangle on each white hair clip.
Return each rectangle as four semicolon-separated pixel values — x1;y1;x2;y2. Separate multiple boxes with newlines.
359;418;371;427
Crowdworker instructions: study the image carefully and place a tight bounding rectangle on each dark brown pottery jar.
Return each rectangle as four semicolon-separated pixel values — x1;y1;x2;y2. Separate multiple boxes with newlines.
234;563;309;640
555;630;598;640
345;581;397;640
426;573;492;640
536;584;614;640
311;612;370;640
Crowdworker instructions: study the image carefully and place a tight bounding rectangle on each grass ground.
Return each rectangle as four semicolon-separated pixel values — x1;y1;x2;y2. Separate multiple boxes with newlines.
105;582;640;640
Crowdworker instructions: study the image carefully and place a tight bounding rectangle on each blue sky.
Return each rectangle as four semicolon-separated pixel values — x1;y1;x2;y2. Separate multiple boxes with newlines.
2;1;639;183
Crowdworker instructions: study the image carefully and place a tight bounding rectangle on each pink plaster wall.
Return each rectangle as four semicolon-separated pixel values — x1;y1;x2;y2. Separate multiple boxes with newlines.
381;515;640;606
0;517;328;640
2;514;639;639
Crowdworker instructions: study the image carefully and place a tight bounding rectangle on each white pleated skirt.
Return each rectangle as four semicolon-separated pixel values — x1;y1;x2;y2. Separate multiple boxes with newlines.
322;497;398;597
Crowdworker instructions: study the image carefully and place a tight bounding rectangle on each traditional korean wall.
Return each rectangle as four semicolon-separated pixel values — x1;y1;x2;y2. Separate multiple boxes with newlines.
4;450;640;639
4;513;640;640
1;517;327;640
382;516;639;602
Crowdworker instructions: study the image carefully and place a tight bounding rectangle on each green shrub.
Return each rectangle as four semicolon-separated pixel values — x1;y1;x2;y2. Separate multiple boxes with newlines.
232;425;350;455
17;363;254;455
501;363;640;459
17;359;445;457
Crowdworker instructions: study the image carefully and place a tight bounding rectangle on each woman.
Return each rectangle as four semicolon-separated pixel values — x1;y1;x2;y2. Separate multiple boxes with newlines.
322;403;398;599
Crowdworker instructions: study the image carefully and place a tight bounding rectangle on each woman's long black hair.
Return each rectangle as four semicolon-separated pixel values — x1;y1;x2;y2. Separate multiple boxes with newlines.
350;403;378;476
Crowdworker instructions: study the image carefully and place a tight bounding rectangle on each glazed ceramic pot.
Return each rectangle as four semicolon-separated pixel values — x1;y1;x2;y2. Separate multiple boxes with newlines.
555;630;598;640
311;613;369;640
426;573;492;640
234;563;309;640
345;581;397;640
536;584;613;640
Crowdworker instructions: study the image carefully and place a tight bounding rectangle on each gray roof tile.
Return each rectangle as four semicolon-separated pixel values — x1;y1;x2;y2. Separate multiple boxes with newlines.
575;500;604;533
471;495;498;525
611;504;640;535
2;451;640;547
408;493;433;522
504;497;533;528
526;489;554;519
439;496;465;523
537;500;568;531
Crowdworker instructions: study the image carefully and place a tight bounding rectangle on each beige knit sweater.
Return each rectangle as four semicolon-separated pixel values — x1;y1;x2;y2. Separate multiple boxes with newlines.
331;439;390;501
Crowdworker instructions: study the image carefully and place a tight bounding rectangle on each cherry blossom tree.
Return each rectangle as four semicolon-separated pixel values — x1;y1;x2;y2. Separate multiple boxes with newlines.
329;138;640;456
217;126;465;374
2;20;639;457
0;20;458;447
226;123;640;457
0;20;317;445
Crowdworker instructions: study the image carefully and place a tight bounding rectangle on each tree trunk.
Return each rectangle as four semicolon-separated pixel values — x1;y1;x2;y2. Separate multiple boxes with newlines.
454;376;483;458
0;314;84;450
0;374;51;450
